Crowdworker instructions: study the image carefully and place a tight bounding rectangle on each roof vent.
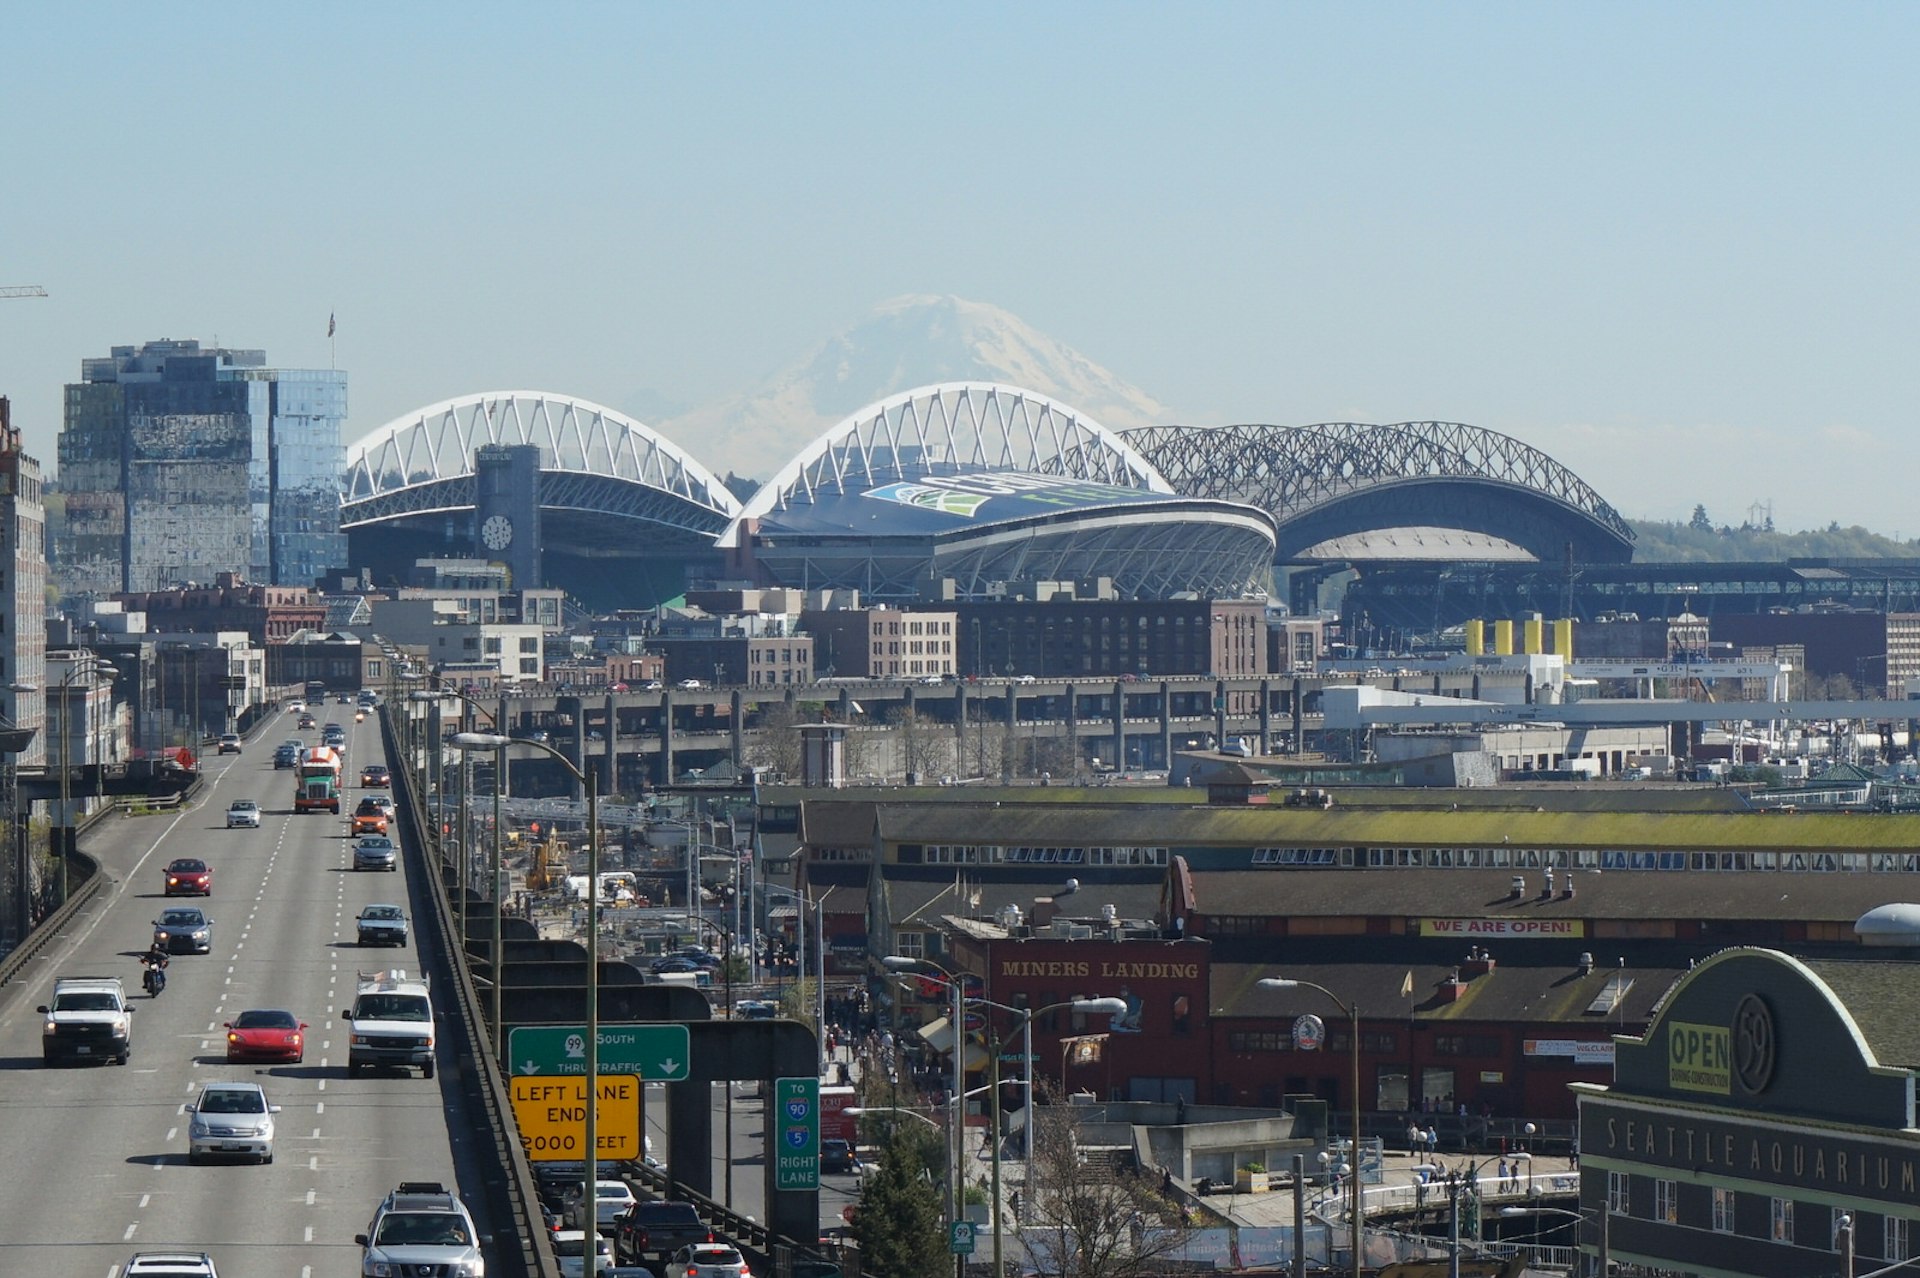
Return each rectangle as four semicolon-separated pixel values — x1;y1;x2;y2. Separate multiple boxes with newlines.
1577;952;1594;975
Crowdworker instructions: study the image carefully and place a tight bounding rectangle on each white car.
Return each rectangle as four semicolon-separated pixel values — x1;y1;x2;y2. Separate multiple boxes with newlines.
1014;674;1037;684
676;678;704;690
666;1243;751;1278
567;1178;638;1232
226;799;262;828
186;1080;279;1164
552;1228;614;1276
124;1254;220;1278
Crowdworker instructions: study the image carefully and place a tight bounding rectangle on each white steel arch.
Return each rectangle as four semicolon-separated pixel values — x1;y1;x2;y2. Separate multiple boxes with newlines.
718;382;1171;547
342;391;741;520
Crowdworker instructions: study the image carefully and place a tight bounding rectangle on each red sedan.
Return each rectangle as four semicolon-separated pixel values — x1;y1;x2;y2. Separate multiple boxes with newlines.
224;1009;307;1063
163;857;212;896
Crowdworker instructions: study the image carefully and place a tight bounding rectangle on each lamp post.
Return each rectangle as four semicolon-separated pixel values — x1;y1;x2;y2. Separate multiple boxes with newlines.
984;996;1126;1278
414;686;507;1045
885;954;969;1278
767;885;827;1076
455;730;599;1207
1496;1206;1609;1278
1258;977;1363;1278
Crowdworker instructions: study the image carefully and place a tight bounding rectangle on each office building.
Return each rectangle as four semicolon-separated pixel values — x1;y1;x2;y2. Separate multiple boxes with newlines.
55;339;347;602
0;399;46;763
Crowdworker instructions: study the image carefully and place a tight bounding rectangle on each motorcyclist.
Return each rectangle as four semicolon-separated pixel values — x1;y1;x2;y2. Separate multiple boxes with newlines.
141;944;169;995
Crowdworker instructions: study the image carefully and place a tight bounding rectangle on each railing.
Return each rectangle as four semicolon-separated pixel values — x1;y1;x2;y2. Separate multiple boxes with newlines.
112;792;187;816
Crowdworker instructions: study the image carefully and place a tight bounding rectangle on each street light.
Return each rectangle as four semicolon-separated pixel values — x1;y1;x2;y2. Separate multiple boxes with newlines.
884;954;970;1278
414;686;507;1045
984;996;1126;1278
454;730;601;1208
767;885;827;1076
1258;977;1363;1278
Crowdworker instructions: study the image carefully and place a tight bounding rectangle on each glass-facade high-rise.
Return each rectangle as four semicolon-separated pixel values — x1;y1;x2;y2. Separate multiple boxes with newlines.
53;341;347;604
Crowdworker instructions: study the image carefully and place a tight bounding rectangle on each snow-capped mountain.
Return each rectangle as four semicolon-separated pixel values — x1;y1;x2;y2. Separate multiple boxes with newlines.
654;294;1176;483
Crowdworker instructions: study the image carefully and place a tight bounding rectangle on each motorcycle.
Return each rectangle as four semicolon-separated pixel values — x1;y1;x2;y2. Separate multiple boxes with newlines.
141;958;166;997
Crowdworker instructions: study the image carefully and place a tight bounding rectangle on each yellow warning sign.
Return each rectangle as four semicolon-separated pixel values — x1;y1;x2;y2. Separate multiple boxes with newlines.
509;1073;642;1161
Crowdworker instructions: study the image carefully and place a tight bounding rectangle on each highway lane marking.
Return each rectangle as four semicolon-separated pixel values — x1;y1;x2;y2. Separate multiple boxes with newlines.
165;1126;177;1140
138;1194;149;1208
315;1101;324;1113
123;1224;136;1241
308;1155;318;1170
304;1225;314;1242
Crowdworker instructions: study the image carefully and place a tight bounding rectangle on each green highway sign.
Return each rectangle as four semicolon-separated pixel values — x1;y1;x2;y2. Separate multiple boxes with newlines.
774;1076;820;1191
949;1221;976;1255
508;1024;690;1081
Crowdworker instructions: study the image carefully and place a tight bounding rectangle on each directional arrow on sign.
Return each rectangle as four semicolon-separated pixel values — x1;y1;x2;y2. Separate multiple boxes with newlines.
507;1024;691;1081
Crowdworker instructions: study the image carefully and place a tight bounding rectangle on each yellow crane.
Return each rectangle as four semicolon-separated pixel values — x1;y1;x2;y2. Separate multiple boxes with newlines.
0;286;47;299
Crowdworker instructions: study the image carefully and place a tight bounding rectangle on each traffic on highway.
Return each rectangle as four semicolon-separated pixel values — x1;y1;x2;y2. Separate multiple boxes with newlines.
0;703;496;1276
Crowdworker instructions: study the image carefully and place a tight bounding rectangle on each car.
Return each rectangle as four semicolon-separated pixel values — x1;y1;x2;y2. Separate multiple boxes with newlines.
124;1253;220;1278
225;799;261;829
153;906;214;954
163;857;213;895
732;999;776;1020
217;732;242;755
665;1243;751;1278
224;1008;307;1062
357;1182;487;1276
186;1080;279;1164
337;693;353;704
373;794;397;819
566;1178;638;1233
553;1228;615;1277
613;1200;712;1265
676;679;704;690
272;743;300;769
361;763;390;787
351;797;390;835
297;713;316;729
649;956;700;975
323;729;346;748
641;680;664;691
39;975;134;1065
286;700;306;715
1015;673;1037;685
820;1137;859;1174
353;834;398;872
356;903;408;946
918;675;944;685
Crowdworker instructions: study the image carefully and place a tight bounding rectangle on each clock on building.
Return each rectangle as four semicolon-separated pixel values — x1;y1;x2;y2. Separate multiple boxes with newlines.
480;514;514;551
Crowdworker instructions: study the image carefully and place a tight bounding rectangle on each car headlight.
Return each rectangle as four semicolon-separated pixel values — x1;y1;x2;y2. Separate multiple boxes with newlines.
189;1119;209;1137
43;1020;55;1035
365;1263;395;1278
192;930;209;940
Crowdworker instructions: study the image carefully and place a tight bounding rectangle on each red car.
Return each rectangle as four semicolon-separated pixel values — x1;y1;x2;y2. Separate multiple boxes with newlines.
224;1008;307;1062
163;857;212;896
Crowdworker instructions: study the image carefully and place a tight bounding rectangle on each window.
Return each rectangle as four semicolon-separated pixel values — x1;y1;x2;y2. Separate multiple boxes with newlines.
893;931;926;960
1885;1216;1911;1262
1712;1187;1735;1233
1655;1179;1677;1224
1771;1197;1794;1243
1606;1172;1629;1216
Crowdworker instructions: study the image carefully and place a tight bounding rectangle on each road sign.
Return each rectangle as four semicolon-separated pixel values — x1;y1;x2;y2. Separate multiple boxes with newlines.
508;1024;690;1081
774;1076;820;1191
949;1221;977;1255
509;1073;642;1161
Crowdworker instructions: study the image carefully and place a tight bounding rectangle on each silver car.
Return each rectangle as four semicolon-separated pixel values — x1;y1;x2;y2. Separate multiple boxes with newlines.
226;799;262;829
187;1080;278;1164
356;903;408;946
153;906;214;954
353;834;397;871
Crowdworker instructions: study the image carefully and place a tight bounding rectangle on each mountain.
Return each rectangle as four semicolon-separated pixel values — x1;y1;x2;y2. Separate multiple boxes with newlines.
655;294;1176;483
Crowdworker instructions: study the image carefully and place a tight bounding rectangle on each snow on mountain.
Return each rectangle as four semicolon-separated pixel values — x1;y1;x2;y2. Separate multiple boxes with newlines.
655;295;1176;484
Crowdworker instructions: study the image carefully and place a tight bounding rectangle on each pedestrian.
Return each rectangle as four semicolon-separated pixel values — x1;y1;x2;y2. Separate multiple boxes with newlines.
1497;1159;1509;1192
1427;1125;1439;1156
1408;1120;1422;1154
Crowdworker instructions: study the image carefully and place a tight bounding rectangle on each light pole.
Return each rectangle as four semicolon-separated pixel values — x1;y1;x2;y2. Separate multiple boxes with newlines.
1496;1206;1604;1277
455;730;599;1207
1258;977;1363;1278
414;686;507;1045
767;885;827;1076
983;996;1126;1278
885;954;969;1278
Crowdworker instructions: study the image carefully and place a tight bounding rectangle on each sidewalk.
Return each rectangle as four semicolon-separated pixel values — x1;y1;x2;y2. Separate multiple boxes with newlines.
1201;1146;1581;1231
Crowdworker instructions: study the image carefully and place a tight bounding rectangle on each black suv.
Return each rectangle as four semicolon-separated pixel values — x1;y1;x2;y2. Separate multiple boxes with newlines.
613;1200;711;1266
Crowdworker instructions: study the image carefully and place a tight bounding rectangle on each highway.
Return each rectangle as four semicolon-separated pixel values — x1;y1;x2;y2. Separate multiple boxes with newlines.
0;708;501;1276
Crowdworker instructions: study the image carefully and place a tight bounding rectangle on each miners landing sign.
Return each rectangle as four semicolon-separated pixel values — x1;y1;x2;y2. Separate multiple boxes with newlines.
1418;918;1585;939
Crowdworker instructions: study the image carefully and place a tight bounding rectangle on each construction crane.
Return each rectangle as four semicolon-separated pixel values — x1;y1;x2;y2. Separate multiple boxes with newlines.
0;286;47;299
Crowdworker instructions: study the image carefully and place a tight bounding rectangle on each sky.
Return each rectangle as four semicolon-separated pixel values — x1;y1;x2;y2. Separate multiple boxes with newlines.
7;3;1918;535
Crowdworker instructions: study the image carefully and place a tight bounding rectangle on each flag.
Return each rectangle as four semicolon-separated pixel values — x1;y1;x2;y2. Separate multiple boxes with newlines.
1401;970;1414;998
327;312;336;339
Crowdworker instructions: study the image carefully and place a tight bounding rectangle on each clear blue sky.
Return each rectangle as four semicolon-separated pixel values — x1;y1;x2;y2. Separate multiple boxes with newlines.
8;3;1917;534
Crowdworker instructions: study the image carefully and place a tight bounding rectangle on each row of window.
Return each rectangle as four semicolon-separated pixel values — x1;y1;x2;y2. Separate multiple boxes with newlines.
749;648;808;663
917;844;1170;866
1235;845;1920;874
1609;1173;1912;1260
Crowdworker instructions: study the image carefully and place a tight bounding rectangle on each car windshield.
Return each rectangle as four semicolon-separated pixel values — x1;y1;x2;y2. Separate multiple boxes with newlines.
357;994;429;1021
168;860;207;873
54;992;119;1011
199;1088;265;1114
553;1235;609;1258
233;1010;297;1029
161;910;204;926
358;837;393;849
230;801;256;811
692;1248;743;1265
374;1212;471;1247
363;906;403;920
357;800;383;813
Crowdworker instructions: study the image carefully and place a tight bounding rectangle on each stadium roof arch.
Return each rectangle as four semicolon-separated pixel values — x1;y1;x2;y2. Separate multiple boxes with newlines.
340;391;742;552
720;382;1277;600
1119;421;1635;563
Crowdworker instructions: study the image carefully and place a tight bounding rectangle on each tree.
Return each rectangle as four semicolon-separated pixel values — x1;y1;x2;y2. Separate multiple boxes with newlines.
1022;1096;1192;1278
742;698;806;781
1689;504;1712;531
852;1119;948;1277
